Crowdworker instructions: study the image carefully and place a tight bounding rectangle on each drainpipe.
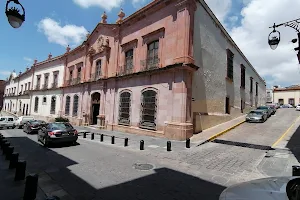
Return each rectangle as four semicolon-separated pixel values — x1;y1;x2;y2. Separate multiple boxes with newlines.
28;65;35;115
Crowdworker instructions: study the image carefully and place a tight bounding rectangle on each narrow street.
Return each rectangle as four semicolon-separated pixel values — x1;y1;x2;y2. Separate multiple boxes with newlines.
1;109;300;199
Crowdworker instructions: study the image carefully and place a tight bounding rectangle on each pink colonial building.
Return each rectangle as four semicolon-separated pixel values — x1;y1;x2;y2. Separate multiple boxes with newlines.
59;0;266;140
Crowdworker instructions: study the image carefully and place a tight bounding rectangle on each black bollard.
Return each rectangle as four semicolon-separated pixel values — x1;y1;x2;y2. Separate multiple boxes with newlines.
9;152;19;169
3;142;10;155
111;136;115;144
167;141;172;152
23;174;39;200
0;139;7;147
186;139;190;148
15;160;26;181
292;166;300;176
124;138;129;147
91;133;94;140
83;132;87;138
140;140;144;150
6;146;14;160
100;134;104;142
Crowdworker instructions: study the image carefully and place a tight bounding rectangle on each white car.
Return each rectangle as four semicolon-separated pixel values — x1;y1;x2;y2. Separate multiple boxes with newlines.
296;104;300;111
0;116;16;129
14;116;35;128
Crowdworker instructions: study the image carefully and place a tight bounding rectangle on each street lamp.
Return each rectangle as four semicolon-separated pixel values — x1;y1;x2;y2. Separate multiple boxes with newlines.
5;0;25;28
268;18;300;63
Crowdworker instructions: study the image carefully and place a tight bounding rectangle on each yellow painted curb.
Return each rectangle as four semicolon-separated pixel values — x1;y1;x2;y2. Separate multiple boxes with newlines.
272;115;300;148
207;120;246;142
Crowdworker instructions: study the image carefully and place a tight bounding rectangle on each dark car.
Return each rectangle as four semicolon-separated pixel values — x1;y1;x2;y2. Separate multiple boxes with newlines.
246;110;268;123
266;104;276;115
256;106;273;117
23;120;46;134
37;122;78;147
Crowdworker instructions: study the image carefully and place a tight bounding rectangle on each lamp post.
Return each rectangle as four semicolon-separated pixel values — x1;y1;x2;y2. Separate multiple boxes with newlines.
5;0;25;28
268;18;300;64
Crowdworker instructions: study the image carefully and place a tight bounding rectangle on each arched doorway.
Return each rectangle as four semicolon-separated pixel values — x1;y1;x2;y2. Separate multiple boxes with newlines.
91;92;100;125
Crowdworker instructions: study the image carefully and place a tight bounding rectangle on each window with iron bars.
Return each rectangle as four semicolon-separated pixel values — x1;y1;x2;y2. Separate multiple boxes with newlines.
125;49;133;70
96;60;101;77
146;40;159;69
241;64;245;88
34;97;38;112
250;77;253;93
140;90;157;130
226;49;234;80
65;96;70;115
50;96;56;114
73;95;79;117
256;82;258;96
118;92;131;126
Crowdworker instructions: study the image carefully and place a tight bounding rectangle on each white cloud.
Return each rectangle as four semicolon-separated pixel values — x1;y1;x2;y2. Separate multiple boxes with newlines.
205;0;232;23
132;0;147;8
38;18;88;47
23;57;33;62
228;0;300;87
73;0;123;10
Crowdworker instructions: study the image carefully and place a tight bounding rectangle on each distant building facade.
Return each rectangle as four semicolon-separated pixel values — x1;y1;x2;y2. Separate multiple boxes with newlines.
266;89;273;103
0;80;5;110
2;0;266;140
273;86;300;106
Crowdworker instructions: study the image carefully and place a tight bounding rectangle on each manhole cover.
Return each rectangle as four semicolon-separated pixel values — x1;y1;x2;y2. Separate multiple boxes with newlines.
133;163;154;171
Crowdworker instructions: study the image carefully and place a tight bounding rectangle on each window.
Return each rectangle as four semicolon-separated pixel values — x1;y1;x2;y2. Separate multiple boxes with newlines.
278;99;284;105
140;90;157;130
147;40;159;69
73;95;79;117
25;83;27;91
34;97;39;112
70;70;73;80
241;65;245;88
77;67;81;80
28;83;30;90
125;49;134;70
250;77;253;93
256;82;258;96
65;96;70;115
53;73;58;87
8;118;13;121
118;92;131;125
96;60;101;77
50;96;56;114
44;75;49;88
226;49;234;80
43;96;47;104
289;98;295;106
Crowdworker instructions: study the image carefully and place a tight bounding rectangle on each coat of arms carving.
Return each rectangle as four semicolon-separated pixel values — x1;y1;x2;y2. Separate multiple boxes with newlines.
97;35;110;52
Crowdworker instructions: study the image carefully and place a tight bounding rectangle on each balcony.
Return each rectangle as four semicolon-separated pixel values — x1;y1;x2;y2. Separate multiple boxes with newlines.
42;84;48;90
71;77;81;85
90;73;101;82
140;57;160;71
23;90;29;95
35;84;40;90
117;65;133;76
52;82;58;89
65;79;71;86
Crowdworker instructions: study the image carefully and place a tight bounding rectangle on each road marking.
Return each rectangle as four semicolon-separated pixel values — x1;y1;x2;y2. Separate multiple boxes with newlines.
272;115;300;148
148;145;160;148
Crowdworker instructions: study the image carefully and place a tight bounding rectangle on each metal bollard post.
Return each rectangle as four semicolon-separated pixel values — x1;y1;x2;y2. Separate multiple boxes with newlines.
140;140;144;150
15;160;26;181
186;139;190;148
111;136;115;144
83;132;87;138
91;133;94;140
3;142;10;155
124;138;129;147
5;146;14;160
292;166;300;176
9;152;19;169
100;134;104;142
0;139;7;148
167;141;172;152
23;174;39;200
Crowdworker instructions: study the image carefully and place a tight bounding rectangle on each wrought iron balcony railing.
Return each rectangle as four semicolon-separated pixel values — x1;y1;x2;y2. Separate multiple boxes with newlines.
42;84;48;89
23;90;29;95
65;79;71;86
140;57;160;71
117;65;133;76
35;84;40;90
52;82;58;88
90;73;101;82
72;77;81;85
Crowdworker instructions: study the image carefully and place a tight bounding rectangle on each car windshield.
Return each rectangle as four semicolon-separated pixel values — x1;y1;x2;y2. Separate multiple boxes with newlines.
31;120;44;125
0;118;5;121
249;111;263;115
257;106;269;109
50;123;73;130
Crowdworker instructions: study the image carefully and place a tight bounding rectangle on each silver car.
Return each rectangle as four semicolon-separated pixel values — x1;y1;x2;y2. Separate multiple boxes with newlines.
245;110;267;123
0;116;16;129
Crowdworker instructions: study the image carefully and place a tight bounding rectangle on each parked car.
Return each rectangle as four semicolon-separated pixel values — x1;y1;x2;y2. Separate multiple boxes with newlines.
256;106;273;117
266;104;277;115
37;122;78;147
0;116;16;129
23;120;46;134
275;103;280;109
281;104;294;108
14;116;35;128
246;110;268;123
296;104;300;111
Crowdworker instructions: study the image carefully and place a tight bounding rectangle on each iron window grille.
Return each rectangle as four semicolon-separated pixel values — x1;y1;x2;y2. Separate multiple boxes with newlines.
226;49;234;80
125;49;134;70
34;97;38;112
96;60;102;78
65;96;70;115
77;67;81;82
50;96;56;114
241;65;246;88
255;82;258;96
139;90;157;130
118;92;131;126
73;95;79;117
250;78;253;93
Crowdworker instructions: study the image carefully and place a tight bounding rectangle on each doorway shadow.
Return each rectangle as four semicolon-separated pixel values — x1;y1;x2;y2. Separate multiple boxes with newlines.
286;125;300;163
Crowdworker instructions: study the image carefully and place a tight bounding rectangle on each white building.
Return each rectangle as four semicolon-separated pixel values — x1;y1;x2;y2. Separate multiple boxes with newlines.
273;86;300;106
3;71;18;113
266;89;273;103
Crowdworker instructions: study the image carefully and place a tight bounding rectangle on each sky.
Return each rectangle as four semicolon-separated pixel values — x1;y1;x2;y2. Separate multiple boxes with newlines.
0;0;299;88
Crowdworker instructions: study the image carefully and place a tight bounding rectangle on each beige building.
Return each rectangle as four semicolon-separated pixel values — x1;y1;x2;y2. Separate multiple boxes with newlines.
273;86;300;106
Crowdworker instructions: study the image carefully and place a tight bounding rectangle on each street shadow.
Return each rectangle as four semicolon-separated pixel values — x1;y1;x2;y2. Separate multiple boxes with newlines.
286;125;300;163
2;136;225;200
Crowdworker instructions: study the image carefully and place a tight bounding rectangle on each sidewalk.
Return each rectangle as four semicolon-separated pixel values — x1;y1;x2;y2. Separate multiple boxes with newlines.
190;115;246;144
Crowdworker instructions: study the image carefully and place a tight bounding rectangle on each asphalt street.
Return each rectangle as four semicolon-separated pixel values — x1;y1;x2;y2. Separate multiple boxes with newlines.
1;109;300;199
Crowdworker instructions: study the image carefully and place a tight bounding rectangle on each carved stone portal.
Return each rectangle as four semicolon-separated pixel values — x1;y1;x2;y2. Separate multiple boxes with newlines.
97;36;110;53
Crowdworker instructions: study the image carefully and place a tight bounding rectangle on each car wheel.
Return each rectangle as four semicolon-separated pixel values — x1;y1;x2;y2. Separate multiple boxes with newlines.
43;137;49;147
12;125;16;129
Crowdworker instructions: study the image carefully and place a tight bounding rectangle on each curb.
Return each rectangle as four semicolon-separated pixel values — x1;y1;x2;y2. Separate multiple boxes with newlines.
197;120;246;146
